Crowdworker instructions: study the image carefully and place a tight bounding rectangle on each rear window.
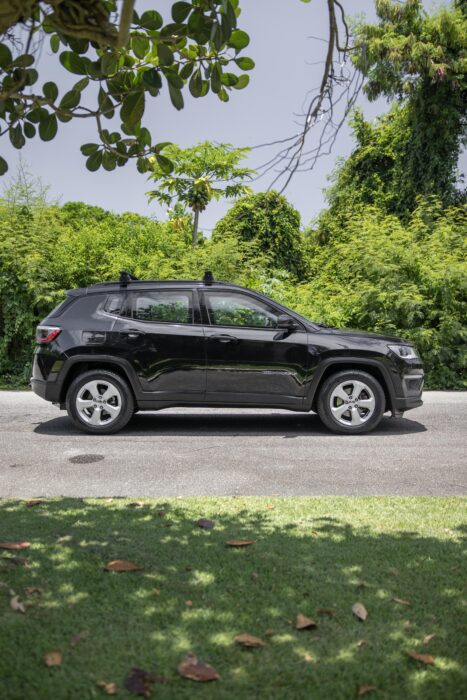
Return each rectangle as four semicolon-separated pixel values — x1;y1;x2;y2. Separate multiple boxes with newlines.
48;296;75;318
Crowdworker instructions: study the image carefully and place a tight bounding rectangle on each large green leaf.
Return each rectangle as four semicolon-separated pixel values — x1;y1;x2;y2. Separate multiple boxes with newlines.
155;153;174;174
59;90;80;110
0;156;8;176
168;84;184;110
235;57;255;71
172;2;192;23
120;90;145;127
86;150;103;171
9;124;25;149
132;37;149;60
38;113;58;141
59;51;88;75
157;43;174;67
234;74;250;90
142;68;162;89
0;43;12;69
189;68;203;97
228;30;250;50
43;82;58;101
80;143;99;156
140;10;163;30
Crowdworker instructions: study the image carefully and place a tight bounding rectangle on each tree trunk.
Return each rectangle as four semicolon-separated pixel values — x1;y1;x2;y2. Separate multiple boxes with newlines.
192;209;199;247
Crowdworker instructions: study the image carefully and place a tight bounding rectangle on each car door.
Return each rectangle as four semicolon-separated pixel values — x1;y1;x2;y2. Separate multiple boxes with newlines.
201;289;309;407
111;288;205;400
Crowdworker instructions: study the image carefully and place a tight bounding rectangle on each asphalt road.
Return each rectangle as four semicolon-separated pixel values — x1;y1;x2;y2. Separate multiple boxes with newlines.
0;391;466;497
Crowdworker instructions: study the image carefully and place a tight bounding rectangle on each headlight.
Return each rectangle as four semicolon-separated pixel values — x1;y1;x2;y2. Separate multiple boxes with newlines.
388;344;418;360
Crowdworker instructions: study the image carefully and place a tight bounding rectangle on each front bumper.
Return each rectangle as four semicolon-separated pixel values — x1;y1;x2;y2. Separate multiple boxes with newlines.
392;371;424;414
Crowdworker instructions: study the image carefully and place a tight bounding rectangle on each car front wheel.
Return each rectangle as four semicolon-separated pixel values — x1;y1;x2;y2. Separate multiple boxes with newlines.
66;370;134;435
317;370;386;435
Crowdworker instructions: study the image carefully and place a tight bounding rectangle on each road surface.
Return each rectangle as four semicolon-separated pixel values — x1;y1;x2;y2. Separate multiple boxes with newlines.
0;391;465;497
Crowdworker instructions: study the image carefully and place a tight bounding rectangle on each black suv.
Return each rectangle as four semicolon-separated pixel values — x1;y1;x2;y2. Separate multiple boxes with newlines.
31;272;424;435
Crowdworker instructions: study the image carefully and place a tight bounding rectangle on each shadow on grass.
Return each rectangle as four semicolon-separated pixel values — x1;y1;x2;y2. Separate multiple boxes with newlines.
0;498;464;699
34;411;427;438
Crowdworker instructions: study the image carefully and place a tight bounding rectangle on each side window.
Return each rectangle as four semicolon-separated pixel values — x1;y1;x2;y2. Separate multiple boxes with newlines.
205;292;279;328
131;291;193;324
104;294;125;315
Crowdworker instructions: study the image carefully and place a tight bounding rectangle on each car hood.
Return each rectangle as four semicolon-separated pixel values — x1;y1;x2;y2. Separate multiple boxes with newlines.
314;327;408;344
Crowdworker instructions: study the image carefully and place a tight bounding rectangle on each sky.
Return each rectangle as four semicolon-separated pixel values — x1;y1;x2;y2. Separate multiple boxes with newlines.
1;0;463;232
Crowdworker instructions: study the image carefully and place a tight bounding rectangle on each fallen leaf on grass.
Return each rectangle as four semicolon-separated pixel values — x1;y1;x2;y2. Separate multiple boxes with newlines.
70;631;88;647
406;650;434;665
393;597;410;606
97;681;118;695
196;518;215;529
317;607;336;616
356;640;367;648
226;540;255;547
296;614;318;630
234;634;265;648
265;628;274;636
25;586;43;596
128;501;146;508
266;504;274;510
10;595;25;613
0;541;30;550
423;634;436;645
44;651;62;667
358;685;377;696
125;667;155;697
105;560;140;572
388;567;400;576
304;654;314;663
2;556;29;566
177;654;220;682
25;500;42;507
352;602;368;621
403;620;412;631
185;600;193;608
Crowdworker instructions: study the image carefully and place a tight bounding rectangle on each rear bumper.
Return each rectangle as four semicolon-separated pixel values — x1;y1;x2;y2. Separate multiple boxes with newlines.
30;377;61;403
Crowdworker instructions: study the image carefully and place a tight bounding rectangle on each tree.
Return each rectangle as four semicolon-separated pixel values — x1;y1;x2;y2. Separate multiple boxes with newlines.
147;141;253;246
212;191;304;275
0;1;254;175
351;0;466;212
256;0;466;193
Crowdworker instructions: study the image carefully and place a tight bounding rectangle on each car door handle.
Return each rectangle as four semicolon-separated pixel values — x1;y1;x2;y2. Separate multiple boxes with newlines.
123;329;145;340
209;334;239;344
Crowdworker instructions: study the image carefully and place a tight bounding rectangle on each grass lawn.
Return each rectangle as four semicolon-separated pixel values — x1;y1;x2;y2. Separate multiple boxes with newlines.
0;497;466;699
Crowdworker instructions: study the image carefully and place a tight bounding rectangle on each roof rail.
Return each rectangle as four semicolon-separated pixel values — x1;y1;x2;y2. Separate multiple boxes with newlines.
203;270;214;286
119;271;139;288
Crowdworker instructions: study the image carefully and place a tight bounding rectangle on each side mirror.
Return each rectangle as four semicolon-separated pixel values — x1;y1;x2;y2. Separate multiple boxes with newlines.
277;314;299;331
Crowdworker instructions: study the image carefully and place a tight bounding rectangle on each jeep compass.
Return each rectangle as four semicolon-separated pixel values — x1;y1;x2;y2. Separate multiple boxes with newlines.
31;271;424;435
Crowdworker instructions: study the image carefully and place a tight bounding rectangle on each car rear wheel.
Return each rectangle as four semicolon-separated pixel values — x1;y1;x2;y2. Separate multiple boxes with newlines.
66;370;134;435
317;370;385;434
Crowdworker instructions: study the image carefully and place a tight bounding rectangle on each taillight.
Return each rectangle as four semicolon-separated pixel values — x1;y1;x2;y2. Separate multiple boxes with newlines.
36;326;61;344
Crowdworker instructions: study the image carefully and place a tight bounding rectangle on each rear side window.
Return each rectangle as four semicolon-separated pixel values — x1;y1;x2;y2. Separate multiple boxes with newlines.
131;291;193;324
104;294;125;315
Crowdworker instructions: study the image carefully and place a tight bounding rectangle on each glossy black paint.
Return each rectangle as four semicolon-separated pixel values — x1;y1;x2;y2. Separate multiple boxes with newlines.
31;279;424;415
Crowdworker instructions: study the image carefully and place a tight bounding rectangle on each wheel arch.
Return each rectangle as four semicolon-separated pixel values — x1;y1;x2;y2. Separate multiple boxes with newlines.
58;356;140;407
308;359;395;413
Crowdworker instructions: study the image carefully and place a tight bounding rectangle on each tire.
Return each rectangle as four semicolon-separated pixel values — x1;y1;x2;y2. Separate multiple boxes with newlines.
317;370;386;435
66;370;134;435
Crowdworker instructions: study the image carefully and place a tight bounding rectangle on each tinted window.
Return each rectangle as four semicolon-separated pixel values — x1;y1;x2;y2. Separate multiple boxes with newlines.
104;294;125;315
132;291;193;324
205;292;279;328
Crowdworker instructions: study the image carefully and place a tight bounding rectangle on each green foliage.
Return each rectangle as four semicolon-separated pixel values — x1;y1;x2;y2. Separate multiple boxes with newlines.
0;0;252;174
212;191;305;276
299;198;467;389
147;141;253;246
350;0;467;216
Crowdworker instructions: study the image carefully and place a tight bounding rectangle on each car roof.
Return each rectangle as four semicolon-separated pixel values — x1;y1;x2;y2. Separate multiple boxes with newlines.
67;279;245;296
